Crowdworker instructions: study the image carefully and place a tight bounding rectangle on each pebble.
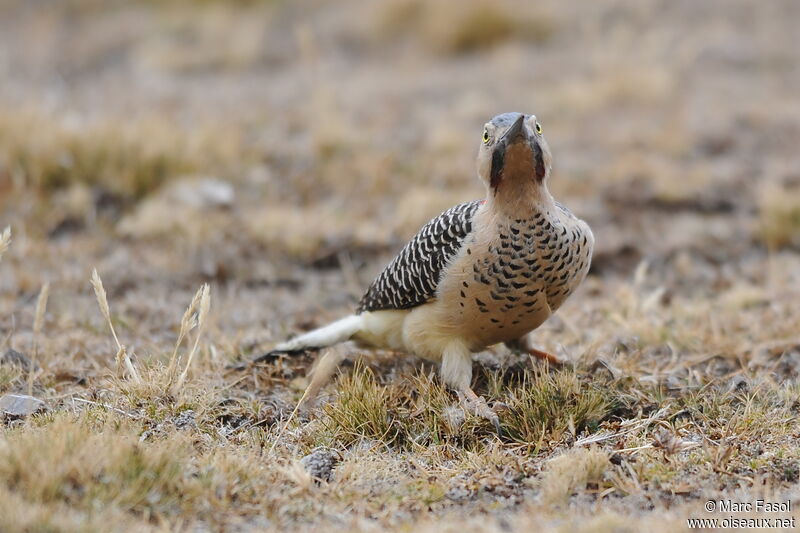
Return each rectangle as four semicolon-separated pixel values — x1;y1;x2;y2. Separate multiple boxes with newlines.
0;394;46;419
0;349;34;370
300;448;338;482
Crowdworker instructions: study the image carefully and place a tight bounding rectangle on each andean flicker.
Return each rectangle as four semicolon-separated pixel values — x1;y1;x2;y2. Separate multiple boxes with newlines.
268;112;594;430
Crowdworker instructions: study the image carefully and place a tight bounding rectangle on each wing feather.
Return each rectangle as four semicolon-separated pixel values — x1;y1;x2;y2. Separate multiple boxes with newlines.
356;200;482;313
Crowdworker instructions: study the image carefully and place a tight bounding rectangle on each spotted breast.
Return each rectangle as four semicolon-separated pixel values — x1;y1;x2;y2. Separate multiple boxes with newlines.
438;201;593;348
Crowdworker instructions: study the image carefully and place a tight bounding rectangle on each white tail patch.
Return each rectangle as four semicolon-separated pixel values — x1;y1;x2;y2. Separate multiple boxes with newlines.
276;314;364;352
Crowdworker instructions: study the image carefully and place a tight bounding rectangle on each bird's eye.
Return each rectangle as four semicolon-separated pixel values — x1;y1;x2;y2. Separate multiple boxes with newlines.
535;122;543;135
482;129;490;144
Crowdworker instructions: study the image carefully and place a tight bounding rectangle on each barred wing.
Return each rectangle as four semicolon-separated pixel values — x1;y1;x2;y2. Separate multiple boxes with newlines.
357;201;482;313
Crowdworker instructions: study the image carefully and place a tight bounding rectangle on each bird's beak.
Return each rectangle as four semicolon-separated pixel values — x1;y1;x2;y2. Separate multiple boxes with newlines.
490;115;530;190
500;114;527;145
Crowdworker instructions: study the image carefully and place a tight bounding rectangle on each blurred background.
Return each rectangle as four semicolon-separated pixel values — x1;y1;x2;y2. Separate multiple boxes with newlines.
0;0;798;362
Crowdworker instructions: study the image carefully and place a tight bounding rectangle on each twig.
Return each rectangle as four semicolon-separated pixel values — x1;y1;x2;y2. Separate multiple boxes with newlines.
71;397;139;419
616;444;654;453
575;430;617;447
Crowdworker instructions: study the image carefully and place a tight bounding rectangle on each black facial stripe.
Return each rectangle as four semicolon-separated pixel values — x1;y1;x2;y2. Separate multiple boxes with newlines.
490;146;505;190
533;140;546;181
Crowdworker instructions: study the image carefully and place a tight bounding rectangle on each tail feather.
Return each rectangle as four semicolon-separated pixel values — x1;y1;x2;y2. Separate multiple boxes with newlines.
230;315;364;370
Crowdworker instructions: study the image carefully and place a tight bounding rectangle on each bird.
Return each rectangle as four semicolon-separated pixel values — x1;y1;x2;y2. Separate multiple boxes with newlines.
263;112;594;431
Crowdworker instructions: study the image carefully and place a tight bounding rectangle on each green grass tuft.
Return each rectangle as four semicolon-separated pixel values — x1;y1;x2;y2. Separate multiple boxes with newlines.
501;368;612;446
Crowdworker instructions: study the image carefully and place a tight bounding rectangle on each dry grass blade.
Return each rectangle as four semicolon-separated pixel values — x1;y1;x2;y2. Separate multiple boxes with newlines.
33;282;50;339
28;282;50;394
269;385;312;455
167;285;204;381
90;268;140;383
0;226;10;263
304;348;348;407
174;283;210;390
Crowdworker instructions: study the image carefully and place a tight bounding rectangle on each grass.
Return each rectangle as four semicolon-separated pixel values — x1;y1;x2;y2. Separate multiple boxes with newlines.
1;231;799;530
377;0;556;55
758;184;800;250
0;415;186;512
538;447;609;506
321;363;406;447
500;368;613;446
0;108;247;201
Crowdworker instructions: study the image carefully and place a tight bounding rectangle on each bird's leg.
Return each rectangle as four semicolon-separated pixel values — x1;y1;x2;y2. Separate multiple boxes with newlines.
527;347;563;366
457;386;501;434
506;337;564;367
441;340;501;434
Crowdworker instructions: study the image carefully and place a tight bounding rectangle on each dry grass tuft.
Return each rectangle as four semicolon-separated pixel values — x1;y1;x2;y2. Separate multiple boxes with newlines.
316;364;497;450
539;447;609;506
378;0;556;55
0;413;190;523
757;184;800;249
315;365;616;452
165;283;211;392
167;285;207;379
321;363;406;447
0;108;246;200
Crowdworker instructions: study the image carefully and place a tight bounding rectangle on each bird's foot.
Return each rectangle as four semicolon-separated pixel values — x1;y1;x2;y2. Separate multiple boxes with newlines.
458;387;501;435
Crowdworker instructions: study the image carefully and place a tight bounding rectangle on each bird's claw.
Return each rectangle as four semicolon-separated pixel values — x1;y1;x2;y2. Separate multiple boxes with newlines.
458;388;502;436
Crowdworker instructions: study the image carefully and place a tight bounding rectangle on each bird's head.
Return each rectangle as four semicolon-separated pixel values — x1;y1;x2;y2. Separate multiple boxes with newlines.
476;112;552;205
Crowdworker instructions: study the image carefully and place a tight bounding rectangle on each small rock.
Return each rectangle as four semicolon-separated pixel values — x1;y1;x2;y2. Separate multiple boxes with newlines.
445;473;476;501
587;358;621;380
727;374;749;393
445;485;473;501
173;409;197;430
0;394;46;418
1;349;34;370
300;448;338;482
116;177;234;238
169;177;235;209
